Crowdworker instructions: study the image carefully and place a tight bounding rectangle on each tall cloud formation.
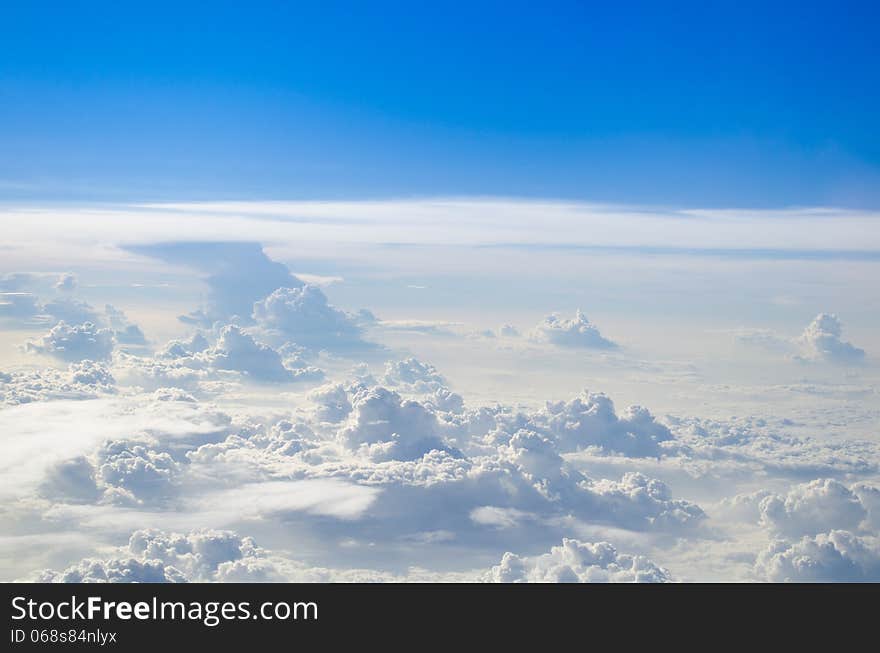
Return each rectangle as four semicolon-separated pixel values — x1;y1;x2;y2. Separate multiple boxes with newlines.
736;312;867;366
530;311;616;349
485;538;671;583
130;242;303;325
797;313;866;364
54;273;77;293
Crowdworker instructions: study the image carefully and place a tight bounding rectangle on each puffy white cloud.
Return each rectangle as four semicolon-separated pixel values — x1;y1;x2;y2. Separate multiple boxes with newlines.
35;528;268;583
26;321;115;362
37;557;186;583
252;285;365;350
755;531;880;582
96;441;182;504
29;527;474;583
485;538;671;583
530;310;616;349
0;360;115;405
308;382;354;422
739;313;868;365
581;471;706;531
38;437;186;507
381;358;447;393
130;242;303;325
797;313;865;363
758;479;869;537
338;386;458;461
125;326;323;385
380;358;464;413
198;325;297;383
535;391;672;457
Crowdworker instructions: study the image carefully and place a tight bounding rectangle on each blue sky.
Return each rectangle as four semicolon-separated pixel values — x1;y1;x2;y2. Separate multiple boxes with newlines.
2;1;878;205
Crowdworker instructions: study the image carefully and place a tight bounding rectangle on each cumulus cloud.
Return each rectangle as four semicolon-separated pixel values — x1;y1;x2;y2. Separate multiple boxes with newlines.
485;538;671;583
30;527;472;583
198;325;299;383
39;456;102;504
381;358;447;393
105;305;147;346
755;530;880;582
96;441;182;505
530;310;616;349
758;479;870;537
55;273;77;293
737;313;867;364
37;557;186;583
159;333;210;359
25;321;115;362
338;385;458;461
121;326;323;386
533;391;672;457
35;528;270;583
0;360;115;405
130;242;302;325
252;285;366;350
797;313;865;363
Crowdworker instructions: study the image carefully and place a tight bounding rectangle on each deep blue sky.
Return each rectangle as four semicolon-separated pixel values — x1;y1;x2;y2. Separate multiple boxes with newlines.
1;1;878;206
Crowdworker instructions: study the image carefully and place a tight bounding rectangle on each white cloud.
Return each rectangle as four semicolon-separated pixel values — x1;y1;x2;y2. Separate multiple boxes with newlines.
797;313;866;364
41;298;101;325
755;531;880;582
26;321;115;362
37;557;186;583
55;273;77;293
736;313;867;364
484;538;671;583
130;242;303;325
36;528;265;583
105;304;147;346
758;479;870;537
119;326;324;386
381;358;447;393
252;285;366;350
29;526;477;583
338;386;458;461
198;325;301;383
536;391;672;457
0;292;45;323
194;480;379;521
1;360;115;405
530;311;616;349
